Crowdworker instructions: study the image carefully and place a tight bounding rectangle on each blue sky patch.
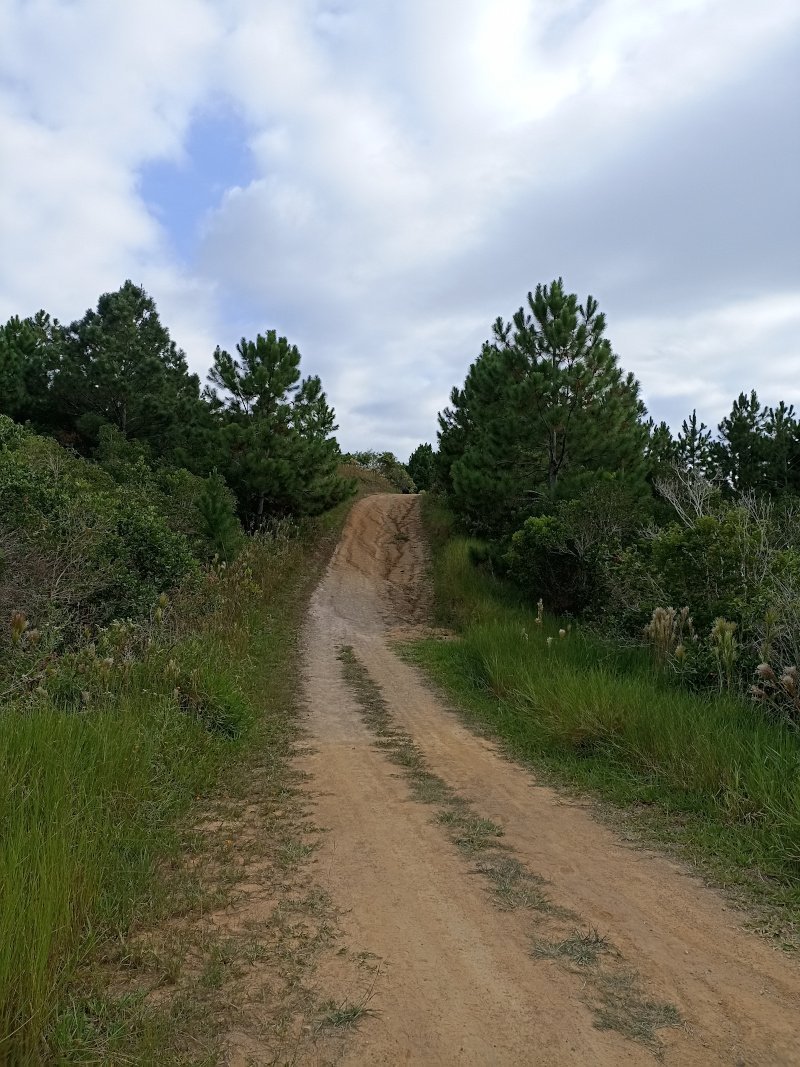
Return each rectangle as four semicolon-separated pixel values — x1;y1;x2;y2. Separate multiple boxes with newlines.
139;105;256;261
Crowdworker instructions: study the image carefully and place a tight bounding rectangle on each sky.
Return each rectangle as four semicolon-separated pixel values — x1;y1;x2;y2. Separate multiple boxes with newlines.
1;0;798;458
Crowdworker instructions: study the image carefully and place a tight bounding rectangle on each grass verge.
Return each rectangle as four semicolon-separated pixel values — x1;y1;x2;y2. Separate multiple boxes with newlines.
402;495;800;946
1;503;350;1063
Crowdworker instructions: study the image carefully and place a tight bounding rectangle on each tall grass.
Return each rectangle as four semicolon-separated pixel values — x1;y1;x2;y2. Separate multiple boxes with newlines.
407;496;800;919
0;511;345;1062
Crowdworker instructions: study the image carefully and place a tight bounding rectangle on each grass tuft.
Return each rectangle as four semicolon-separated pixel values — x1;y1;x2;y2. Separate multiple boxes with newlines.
436;810;504;854
532;927;612;967
403;494;800;942
592;971;681;1045
316;997;377;1031
2;503;351;1063
476;856;555;913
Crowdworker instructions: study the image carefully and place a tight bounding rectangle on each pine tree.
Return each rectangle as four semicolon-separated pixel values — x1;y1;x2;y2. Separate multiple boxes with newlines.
448;339;530;533
56;281;204;460
676;410;712;475
436;384;473;493
0;311;63;430
0;317;30;419
712;390;767;492
197;470;242;560
763;401;800;494
407;443;436;490
208;331;349;522
289;374;350;515
644;419;678;485
443;280;648;535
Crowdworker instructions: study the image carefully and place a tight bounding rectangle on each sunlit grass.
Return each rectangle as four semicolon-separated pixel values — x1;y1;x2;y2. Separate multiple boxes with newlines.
0;505;348;1063
404;495;800;931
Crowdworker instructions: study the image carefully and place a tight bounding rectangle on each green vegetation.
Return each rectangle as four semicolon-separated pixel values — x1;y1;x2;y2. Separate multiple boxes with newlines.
434;278;800;725
0;279;358;1061
406;442;436;491
437;278;648;536
404;495;800;938
316;997;377;1031
344;449;416;493
208;330;348;520
4;266;800;1055
0;281;352;529
0;416;204;633
0;507;346;1063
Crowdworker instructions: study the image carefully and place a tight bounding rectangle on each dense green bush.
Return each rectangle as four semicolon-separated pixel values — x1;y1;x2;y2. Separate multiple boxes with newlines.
406;442;436;490
505;515;594;614
95;426;243;562
345;449;416;492
649;513;749;630
0;416;199;639
505;478;649;616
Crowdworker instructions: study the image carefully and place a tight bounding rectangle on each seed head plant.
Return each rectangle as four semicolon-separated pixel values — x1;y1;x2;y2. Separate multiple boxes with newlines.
710;617;738;692
644;606;695;671
10;611;29;645
751;662;800;726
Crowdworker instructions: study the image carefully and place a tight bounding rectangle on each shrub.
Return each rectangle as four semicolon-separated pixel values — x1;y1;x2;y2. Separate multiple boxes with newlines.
96;425;243;561
0;416;198;639
505;514;597;615
648;513;743;630
344;450;416;493
197;470;243;561
504;479;647;616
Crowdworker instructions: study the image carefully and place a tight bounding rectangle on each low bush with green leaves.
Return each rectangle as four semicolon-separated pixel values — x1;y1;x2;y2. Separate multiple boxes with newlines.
0;506;342;1062
0;417;246;648
344;449;416;493
407;495;800;928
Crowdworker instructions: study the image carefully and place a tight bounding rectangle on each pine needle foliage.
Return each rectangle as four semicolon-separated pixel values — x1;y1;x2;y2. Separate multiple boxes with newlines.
439;279;648;536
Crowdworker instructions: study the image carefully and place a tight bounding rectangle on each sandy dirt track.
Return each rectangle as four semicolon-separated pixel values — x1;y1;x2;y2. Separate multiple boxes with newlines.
298;493;800;1066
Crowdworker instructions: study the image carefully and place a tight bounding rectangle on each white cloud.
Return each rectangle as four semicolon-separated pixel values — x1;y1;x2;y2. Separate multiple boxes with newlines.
0;0;219;323
0;0;798;452
615;293;800;429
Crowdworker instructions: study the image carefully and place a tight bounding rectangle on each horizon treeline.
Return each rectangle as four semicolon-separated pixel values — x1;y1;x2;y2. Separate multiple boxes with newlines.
424;278;800;723
0;279;351;527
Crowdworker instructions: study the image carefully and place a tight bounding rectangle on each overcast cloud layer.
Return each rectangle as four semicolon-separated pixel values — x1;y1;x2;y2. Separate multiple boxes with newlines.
1;0;798;456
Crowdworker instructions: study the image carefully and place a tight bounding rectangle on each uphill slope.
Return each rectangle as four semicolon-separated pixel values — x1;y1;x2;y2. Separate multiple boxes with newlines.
298;492;800;1066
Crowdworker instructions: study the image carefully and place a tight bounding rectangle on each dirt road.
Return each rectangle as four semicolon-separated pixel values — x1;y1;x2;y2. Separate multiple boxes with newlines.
298;493;800;1066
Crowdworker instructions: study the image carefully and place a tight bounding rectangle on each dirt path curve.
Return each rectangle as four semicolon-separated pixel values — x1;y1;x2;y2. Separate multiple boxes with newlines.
299;493;800;1066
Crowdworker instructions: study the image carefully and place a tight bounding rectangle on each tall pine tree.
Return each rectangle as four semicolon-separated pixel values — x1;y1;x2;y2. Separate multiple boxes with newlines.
712;390;767;492
441;279;648;536
56;281;206;462
208;331;349;522
763;401;800;494
0;311;63;431
676;410;712;475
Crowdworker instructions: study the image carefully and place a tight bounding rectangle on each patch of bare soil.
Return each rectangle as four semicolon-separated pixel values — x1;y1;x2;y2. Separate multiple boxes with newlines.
296;494;800;1066
93;721;375;1066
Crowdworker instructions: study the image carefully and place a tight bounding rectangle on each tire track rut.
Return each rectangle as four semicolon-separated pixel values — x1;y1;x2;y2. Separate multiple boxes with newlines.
298;493;800;1066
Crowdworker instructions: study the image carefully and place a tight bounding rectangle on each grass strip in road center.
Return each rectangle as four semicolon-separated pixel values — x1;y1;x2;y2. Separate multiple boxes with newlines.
337;645;680;1051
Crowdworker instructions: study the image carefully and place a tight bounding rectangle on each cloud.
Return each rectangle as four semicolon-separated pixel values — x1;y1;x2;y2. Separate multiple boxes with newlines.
614;292;800;430
0;0;798;456
0;0;219;321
